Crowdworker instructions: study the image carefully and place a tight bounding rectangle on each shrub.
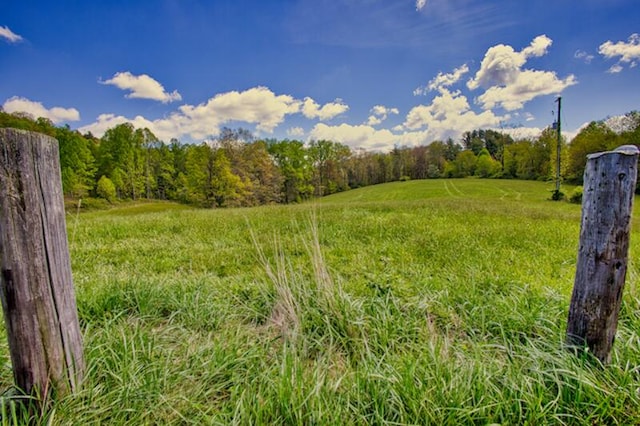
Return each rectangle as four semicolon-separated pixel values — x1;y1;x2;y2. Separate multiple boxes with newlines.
569;186;583;204
96;175;117;203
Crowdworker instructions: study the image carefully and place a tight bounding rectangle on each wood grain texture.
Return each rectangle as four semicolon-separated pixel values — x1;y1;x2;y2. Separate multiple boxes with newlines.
566;145;639;363
0;128;84;400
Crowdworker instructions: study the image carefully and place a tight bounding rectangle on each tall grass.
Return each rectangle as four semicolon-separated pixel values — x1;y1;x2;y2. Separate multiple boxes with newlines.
0;179;639;424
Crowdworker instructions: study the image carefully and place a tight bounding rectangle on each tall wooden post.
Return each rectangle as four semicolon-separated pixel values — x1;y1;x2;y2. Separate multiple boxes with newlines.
0;129;84;404
566;145;639;363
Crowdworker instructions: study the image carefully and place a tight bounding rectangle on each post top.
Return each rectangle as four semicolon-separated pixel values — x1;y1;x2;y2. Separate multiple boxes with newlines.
615;145;640;154
587;145;639;160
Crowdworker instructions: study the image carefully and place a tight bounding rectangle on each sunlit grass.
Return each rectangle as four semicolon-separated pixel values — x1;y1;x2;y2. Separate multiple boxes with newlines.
1;179;639;424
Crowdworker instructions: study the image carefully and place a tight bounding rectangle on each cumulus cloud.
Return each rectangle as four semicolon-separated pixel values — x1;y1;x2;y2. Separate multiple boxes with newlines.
2;96;80;123
574;50;594;64
468;35;551;89
287;127;305;137
309;122;427;151
78;113;157;137
474;70;576;111
403;88;504;133
300;97;349;120
101;71;182;103
498;125;546;141
366;104;399;126
599;33;640;72
467;35;576;111
80;86;351;141
309;120;489;152
178;86;301;135
0;25;23;43
521;34;553;57
414;64;469;96
309;87;507;151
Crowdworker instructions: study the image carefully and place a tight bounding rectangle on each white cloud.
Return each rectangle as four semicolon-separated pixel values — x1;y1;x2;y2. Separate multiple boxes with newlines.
0;25;23;43
467;35;576;111
309;87;508;151
101;71;182;103
498;122;580;142
366;104;399;126
474;70;576;111
2;96;80;123
403;88;504;134
416;0;427;11
521;34;553;57
574;50;594;64
468;35;551;90
607;64;624;74
498;126;545;141
467;44;523;90
177;86;301;136
300;97;349;120
310;122;429;151
80;86;350;141
309;123;391;150
366;116;382;126
78;113;157;137
414;64;469;96
287;127;305;137
599;33;640;72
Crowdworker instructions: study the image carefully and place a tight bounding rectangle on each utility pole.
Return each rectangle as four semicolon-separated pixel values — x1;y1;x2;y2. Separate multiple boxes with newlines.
555;96;562;195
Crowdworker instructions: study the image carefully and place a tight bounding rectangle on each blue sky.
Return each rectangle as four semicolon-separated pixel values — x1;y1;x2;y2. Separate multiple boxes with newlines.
1;0;638;151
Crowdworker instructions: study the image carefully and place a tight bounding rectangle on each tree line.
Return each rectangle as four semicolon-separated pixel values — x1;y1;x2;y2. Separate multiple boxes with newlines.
1;110;639;207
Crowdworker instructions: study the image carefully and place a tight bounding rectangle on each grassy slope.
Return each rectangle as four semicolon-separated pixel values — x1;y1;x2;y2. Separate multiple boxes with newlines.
1;179;639;424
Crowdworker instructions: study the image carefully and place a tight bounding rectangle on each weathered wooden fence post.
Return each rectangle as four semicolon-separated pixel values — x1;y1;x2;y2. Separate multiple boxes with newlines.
0;128;84;405
566;144;639;364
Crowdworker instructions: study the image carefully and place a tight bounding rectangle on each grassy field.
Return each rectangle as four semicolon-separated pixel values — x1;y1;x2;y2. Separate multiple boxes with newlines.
1;179;640;424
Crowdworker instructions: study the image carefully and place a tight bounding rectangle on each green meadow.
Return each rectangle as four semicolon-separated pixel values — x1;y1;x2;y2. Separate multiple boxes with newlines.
2;179;640;424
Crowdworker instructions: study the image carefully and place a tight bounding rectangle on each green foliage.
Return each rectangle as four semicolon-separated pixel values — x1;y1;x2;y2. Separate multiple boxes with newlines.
219;136;283;205
426;163;441;178
4;108;640;213
0;111;57;135
268;139;314;203
97;123;146;199
55;126;96;197
503;140;533;179
569;186;583;204
183;143;247;207
566;115;640;184
475;148;501;178
448;150;477;177
463;129;513;162
308;139;351;196
96;175;116;202
209;149;246;207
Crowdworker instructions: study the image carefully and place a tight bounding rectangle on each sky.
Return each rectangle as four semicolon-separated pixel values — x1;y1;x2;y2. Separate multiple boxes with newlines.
1;0;639;151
